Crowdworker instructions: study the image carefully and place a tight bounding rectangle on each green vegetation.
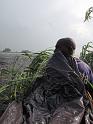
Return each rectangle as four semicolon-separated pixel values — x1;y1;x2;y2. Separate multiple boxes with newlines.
80;42;93;91
85;7;93;21
80;42;93;70
0;49;53;114
0;43;93;115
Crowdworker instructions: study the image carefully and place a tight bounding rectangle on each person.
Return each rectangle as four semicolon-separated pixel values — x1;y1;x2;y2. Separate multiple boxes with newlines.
55;37;93;85
23;38;93;124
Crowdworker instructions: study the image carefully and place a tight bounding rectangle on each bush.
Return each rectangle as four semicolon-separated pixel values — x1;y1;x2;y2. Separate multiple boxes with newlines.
2;48;11;53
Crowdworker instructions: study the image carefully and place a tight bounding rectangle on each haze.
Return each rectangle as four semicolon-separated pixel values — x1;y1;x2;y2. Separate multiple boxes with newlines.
0;0;93;55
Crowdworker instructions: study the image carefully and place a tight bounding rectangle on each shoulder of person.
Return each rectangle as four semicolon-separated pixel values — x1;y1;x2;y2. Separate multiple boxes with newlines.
74;57;91;69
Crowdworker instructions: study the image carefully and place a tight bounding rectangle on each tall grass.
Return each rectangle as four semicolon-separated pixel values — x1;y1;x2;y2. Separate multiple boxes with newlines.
80;42;93;70
0;49;53;113
0;43;93;114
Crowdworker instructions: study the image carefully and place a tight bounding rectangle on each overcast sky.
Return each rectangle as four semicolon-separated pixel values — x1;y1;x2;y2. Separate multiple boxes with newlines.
0;0;93;54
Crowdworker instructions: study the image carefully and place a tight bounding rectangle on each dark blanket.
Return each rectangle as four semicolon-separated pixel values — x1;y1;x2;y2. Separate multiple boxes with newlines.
23;51;87;124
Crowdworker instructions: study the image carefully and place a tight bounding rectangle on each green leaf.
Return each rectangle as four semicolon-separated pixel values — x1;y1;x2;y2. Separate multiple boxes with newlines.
0;84;9;93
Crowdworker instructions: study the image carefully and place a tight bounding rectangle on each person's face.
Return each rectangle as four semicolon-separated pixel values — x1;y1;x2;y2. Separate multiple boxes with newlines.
61;45;74;56
68;46;75;56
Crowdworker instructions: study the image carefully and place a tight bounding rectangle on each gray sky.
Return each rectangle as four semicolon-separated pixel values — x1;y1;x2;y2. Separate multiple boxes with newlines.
0;0;93;54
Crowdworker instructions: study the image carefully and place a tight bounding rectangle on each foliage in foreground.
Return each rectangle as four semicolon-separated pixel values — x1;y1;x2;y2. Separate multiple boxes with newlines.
0;49;53;113
80;42;93;92
85;7;93;21
80;42;93;71
1;42;93;114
